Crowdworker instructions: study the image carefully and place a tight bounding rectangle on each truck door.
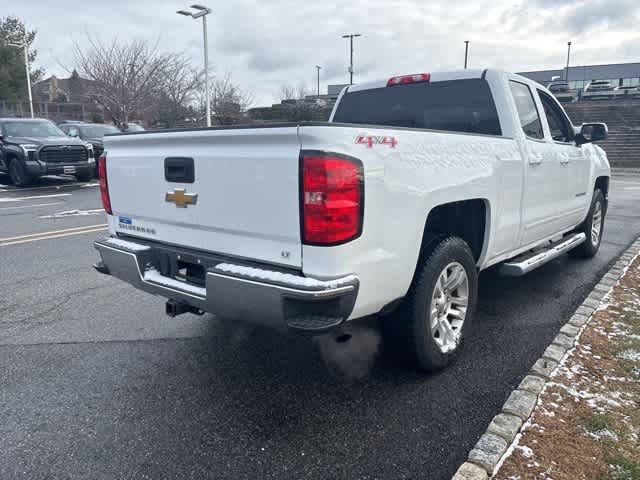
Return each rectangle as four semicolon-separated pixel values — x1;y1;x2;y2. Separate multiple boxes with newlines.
508;80;565;246
536;89;591;228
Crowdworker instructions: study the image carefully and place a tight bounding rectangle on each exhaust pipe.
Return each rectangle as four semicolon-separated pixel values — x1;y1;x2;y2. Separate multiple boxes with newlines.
165;300;204;317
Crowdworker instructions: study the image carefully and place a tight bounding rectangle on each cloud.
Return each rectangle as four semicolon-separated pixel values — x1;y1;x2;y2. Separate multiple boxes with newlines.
3;0;640;106
562;0;640;33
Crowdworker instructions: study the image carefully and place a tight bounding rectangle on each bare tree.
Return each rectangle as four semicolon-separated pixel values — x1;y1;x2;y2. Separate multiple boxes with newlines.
73;36;171;128
279;85;296;101
276;82;320;121
279;82;310;101
204;72;254;125
154;55;202;128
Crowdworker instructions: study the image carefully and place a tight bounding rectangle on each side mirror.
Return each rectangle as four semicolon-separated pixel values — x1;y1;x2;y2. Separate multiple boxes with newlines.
576;122;608;145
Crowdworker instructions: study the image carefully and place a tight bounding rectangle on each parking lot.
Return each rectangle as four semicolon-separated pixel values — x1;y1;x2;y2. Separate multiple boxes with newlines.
1;171;640;479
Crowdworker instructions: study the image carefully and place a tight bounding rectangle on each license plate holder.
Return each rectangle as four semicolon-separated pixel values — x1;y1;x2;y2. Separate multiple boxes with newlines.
63;166;76;174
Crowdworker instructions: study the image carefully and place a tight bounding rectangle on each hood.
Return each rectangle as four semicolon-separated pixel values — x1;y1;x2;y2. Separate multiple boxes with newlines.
86;137;104;146
6;135;88;147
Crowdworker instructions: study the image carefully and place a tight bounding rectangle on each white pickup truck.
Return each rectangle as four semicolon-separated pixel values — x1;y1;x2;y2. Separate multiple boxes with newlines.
93;69;610;371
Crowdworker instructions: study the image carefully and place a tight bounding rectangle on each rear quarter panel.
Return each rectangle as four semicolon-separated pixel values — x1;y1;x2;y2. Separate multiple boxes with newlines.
298;124;522;320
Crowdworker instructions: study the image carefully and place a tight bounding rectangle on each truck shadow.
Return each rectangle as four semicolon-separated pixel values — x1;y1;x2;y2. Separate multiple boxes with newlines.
186;252;605;443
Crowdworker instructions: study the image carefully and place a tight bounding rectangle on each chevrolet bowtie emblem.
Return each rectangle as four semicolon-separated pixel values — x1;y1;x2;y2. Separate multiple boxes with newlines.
165;188;198;208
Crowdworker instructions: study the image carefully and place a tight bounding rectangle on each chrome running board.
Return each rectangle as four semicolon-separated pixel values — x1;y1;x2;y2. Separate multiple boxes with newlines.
500;233;587;276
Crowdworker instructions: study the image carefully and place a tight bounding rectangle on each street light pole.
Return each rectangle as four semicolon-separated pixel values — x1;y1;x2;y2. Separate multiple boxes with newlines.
178;4;212;127
464;40;469;69
565;41;572;82
342;34;362;85
315;65;321;97
8;41;33;118
202;14;210;127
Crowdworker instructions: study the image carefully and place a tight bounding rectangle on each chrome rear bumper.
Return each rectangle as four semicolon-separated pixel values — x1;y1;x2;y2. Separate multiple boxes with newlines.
94;237;358;332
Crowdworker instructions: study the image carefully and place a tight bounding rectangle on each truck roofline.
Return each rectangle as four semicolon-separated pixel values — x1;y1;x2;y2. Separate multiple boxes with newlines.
346;69;488;93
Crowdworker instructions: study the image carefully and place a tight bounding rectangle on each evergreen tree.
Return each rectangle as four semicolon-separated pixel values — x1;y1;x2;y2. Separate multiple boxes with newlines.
0;16;45;101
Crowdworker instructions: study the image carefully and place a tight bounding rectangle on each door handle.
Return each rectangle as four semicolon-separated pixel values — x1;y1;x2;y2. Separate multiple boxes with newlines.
529;153;543;165
558;154;570;165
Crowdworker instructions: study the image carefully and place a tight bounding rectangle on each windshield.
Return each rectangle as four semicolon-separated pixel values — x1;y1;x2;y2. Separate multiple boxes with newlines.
2;120;66;138
79;125;121;137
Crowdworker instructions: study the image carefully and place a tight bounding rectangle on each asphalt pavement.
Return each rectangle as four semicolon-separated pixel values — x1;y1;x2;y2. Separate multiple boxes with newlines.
1;171;640;480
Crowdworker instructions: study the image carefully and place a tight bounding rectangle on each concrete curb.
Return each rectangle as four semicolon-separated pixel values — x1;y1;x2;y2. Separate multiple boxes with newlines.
451;236;640;480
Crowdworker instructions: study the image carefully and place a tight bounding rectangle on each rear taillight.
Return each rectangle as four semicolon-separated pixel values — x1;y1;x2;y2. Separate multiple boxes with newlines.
98;154;112;215
301;152;363;245
387;73;431;87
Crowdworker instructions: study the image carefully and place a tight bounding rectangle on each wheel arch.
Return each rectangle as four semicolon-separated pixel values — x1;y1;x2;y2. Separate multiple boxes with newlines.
409;198;490;288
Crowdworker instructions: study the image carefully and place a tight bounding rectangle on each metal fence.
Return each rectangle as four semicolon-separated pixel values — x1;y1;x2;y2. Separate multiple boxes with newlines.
0;101;102;122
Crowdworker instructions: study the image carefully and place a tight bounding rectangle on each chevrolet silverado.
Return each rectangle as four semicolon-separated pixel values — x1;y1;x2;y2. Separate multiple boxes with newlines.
93;69;610;371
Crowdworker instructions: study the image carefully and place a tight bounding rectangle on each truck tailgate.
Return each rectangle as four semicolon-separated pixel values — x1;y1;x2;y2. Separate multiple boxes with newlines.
104;127;302;268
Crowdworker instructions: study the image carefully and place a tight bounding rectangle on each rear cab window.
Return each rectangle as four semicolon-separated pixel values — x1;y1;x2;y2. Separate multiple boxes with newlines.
332;78;502;136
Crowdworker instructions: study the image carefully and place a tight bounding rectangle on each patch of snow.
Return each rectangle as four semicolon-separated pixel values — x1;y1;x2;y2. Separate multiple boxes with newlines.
40;208;104;219
618;349;640;362
143;268;206;297
588;429;619;442
215;263;357;289
104;237;151;252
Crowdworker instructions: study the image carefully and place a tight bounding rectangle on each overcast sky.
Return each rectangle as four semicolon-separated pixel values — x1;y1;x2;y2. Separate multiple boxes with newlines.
5;0;640;106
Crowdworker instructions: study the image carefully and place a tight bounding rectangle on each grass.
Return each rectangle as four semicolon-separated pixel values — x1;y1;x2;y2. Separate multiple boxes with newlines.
581;414;616;435
607;454;640;480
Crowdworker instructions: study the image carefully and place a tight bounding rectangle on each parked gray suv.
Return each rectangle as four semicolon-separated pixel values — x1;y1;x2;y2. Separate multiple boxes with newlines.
0;118;95;187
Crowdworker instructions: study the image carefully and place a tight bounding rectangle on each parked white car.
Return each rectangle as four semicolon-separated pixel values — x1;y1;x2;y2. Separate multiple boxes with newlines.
583;80;615;99
93;69;610;371
613;85;640;98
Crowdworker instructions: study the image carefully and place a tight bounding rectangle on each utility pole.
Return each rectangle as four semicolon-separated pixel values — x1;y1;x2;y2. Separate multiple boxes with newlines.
8;41;33;118
565;41;572;82
464;40;469;69
315;65;322;97
178;4;212;127
342;34;362;85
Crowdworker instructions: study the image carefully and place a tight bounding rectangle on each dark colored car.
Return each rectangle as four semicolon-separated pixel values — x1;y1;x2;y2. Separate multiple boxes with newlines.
0;118;95;187
59;122;120;175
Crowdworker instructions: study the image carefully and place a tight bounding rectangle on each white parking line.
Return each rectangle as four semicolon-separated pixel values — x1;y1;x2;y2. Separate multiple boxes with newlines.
0;193;72;203
0;202;65;211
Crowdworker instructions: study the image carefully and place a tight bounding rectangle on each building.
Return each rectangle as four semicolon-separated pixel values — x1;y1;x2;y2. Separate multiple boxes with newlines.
518;62;640;91
33;70;95;103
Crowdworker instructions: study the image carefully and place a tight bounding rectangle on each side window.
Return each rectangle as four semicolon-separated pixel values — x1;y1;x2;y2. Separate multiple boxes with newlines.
538;90;574;143
509;81;544;139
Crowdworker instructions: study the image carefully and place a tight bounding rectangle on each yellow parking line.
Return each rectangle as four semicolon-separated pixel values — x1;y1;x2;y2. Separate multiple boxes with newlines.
0;226;107;247
0;224;108;242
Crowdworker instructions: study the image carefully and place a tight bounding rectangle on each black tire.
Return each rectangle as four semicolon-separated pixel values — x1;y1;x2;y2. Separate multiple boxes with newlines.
392;237;478;372
569;189;605;259
75;171;92;182
8;158;33;187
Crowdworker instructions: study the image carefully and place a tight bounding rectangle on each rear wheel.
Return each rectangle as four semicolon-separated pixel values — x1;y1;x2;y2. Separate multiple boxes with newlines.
8;158;33;187
569;189;605;258
393;237;478;372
